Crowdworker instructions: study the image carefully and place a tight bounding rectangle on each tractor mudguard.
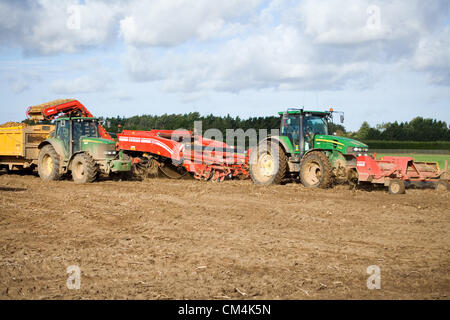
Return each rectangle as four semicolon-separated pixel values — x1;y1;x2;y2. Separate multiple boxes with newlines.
259;136;294;155
38;138;68;174
38;138;67;160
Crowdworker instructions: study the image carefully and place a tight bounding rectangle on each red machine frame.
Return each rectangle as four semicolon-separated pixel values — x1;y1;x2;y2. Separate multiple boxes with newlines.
118;129;249;181
356;155;446;188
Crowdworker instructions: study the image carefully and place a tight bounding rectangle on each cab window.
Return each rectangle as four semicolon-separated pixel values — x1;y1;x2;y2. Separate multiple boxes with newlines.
55;120;70;141
281;115;300;138
303;116;328;136
303;116;328;150
281;115;300;151
73;120;99;142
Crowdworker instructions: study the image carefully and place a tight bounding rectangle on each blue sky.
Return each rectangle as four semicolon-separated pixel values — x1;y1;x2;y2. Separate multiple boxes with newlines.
0;0;449;131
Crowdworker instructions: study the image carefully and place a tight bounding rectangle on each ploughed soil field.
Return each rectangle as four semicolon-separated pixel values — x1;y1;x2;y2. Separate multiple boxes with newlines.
0;172;448;300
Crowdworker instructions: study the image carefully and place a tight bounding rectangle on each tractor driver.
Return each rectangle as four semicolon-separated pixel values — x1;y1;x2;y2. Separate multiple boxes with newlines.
303;121;315;151
282;116;299;146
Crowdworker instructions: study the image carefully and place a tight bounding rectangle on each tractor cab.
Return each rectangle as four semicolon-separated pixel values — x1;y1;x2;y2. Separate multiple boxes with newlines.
54;117;100;154
52;117;115;158
279;109;336;155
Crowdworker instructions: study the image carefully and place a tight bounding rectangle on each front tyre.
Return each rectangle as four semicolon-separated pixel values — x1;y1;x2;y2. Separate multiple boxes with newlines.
249;141;287;185
435;180;448;192
38;145;62;181
71;153;98;184
300;151;332;188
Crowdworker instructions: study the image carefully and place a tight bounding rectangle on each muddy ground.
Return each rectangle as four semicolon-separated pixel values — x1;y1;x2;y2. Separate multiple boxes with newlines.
0;172;448;300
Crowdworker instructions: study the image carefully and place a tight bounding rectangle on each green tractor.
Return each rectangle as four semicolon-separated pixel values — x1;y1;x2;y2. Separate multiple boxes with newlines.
37;117;131;183
249;108;369;188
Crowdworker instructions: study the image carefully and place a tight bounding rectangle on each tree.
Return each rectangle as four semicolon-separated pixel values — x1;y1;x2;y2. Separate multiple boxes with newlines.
356;121;371;140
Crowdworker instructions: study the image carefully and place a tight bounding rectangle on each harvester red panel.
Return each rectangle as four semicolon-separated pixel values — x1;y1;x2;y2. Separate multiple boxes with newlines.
356;155;442;184
117;129;250;181
118;129;186;162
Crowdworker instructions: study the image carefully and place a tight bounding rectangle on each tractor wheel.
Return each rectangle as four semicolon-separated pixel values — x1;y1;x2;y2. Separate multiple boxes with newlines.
388;179;406;195
249;141;287;185
300;151;332;188
71;153;98;184
38;145;62;181
435;180;448;192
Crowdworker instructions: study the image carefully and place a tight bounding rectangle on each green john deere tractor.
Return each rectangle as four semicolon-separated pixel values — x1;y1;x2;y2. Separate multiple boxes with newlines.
37;117;131;183
249;108;369;188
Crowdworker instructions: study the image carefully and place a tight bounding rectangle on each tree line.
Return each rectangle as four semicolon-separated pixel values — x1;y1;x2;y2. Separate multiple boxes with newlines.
102;112;345;136
350;117;450;142
101;113;449;142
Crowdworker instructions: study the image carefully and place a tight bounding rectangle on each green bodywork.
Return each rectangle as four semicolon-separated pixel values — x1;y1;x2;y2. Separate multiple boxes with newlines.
314;135;368;153
40;117;131;174
80;137;131;172
270;109;369;170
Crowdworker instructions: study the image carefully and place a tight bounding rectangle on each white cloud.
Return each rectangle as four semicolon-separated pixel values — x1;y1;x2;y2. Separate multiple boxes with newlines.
1;0;449;94
0;0;123;54
298;0;447;45
119;0;261;46
10;79;30;94
123;0;450;91
111;91;133;101
51;73;110;94
6;71;42;94
411;34;450;85
125;25;373;93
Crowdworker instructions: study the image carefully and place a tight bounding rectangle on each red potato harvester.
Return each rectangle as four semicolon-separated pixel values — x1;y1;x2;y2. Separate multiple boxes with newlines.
355;155;448;194
117;129;250;182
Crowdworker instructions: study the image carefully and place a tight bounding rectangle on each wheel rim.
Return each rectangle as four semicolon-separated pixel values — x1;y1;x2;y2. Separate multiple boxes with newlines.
257;153;276;177
73;161;85;179
42;154;53;176
391;183;400;193
304;161;321;185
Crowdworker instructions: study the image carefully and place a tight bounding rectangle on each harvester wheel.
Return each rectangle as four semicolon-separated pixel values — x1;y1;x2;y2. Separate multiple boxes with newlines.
300;151;332;188
38;145;62;181
71;153;98;184
435;180;448;192
388;179;406;195
249;141;287;185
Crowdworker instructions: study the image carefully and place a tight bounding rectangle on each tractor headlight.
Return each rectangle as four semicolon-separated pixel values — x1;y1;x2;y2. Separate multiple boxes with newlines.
353;147;361;152
104;150;117;156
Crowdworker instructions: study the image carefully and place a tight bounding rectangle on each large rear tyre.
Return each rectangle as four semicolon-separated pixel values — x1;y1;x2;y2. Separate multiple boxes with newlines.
300;151;332;188
38;145;62;181
249;141;287;185
71;153;98;184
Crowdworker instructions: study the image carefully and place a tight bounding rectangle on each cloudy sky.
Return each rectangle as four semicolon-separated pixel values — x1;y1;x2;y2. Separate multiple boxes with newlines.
0;0;449;130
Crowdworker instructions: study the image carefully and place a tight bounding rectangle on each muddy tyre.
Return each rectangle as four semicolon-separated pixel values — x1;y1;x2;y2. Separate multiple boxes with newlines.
249;141;287;185
300;151;332;188
435;180;448;192
388;179;406;195
38;145;62;181
71;153;98;184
